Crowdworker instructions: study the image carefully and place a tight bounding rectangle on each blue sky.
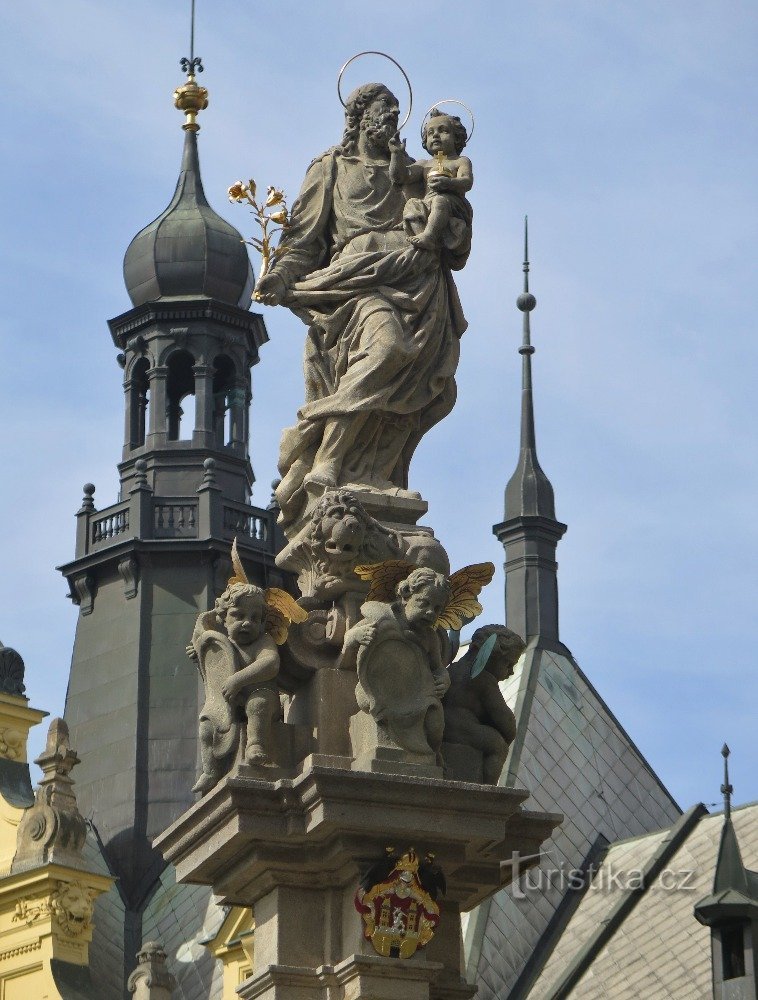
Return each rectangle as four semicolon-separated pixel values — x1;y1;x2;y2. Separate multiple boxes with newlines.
1;1;756;809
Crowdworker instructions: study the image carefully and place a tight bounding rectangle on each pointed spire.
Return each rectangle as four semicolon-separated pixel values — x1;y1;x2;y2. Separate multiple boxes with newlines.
504;217;556;520
695;745;758;926
122;1;253;309
493;221;566;643
721;742;733;821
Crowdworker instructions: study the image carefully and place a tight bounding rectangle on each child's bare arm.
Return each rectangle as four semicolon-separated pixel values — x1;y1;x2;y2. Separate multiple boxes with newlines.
428;156;473;195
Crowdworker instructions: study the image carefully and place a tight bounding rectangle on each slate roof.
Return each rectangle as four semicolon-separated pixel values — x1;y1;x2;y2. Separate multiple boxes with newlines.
524;801;758;998
82;824;126;997
141;863;226;1000
466;640;681;999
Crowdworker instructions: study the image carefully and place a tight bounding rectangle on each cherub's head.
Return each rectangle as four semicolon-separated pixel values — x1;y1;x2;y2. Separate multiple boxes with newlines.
469;625;525;682
396;567;451;628
216;582;265;647
422;111;467;157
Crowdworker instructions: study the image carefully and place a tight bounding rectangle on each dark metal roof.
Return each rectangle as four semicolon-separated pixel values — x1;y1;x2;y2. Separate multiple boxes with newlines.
123;129;254;309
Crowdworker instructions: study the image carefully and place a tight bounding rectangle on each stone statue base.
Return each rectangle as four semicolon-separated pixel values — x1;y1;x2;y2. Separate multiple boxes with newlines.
155;760;561;1000
286;668;358;758
441;741;484;784
350;711;443;779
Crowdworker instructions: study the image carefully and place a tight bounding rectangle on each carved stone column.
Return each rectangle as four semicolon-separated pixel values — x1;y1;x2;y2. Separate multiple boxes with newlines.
146;365;169;447
228;383;247;451
192;363;215;448
156;762;560;1000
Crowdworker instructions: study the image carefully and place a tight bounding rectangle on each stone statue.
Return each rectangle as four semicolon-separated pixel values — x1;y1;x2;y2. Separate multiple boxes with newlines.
389;109;473;253
443;625;525;784
254;82;470;533
188;542;307;793
342;567;452;763
342;561;494;768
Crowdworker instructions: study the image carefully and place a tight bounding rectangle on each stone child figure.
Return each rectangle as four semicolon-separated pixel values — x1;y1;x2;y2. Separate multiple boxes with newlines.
188;542;307;793
343;560;494;762
341;567;453;760
443;625;525;784
389;110;473;252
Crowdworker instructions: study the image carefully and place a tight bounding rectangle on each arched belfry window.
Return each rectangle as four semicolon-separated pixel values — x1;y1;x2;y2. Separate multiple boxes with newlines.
130;357;150;449
166;349;195;441
212;355;236;447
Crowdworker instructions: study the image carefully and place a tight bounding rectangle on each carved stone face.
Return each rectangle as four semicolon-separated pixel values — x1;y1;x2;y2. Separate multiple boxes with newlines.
402;583;446;628
51;881;93;938
424;116;457;157
361;90;400;150
320;501;366;563
224;594;264;647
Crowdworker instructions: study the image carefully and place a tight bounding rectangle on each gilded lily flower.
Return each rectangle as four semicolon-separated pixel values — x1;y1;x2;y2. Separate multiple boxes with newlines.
265;187;285;207
247;179;257;199
228;181;248;203
268;209;288;225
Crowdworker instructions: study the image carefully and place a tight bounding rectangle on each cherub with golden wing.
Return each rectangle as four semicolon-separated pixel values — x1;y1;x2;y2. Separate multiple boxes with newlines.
189;540;308;792
339;560;494;760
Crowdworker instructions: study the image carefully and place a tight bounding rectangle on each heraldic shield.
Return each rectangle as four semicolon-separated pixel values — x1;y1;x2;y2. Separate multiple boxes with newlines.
354;849;441;959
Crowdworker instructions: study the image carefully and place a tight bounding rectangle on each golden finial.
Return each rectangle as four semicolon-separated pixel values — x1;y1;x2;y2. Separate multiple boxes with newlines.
173;0;208;132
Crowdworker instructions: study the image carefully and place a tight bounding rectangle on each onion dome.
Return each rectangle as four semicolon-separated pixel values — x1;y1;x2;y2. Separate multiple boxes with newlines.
123;69;253;309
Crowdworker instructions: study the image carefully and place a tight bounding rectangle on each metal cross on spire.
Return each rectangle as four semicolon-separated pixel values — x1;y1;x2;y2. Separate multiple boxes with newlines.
180;0;204;78
721;743;733;821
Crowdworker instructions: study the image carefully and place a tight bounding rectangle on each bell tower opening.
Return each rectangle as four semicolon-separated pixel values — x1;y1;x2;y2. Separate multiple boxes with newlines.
166;349;195;441
213;354;236;448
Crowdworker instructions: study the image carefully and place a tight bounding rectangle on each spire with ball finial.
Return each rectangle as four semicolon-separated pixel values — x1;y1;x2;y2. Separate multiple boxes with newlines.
493;219;567;643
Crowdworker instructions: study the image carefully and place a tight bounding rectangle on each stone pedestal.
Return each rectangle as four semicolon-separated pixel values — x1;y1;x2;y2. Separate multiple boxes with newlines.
286;669;358;757
350;712;442;779
441;742;484;784
155;760;560;1000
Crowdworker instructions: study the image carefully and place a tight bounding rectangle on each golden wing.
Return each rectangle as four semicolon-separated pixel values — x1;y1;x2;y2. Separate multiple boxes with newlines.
354;560;415;603
228;537;250;587
436;562;495;630
263;587;309;645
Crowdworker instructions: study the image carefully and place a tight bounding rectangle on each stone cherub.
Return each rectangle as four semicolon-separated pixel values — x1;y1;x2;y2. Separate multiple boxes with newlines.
443;625;525;784
341;560;494;762
389;108;473;253
188;541;307;793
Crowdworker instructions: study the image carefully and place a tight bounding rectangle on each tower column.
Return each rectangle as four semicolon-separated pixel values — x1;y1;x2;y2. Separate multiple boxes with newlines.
192;363;215;447
228;381;246;451
147;365;169;447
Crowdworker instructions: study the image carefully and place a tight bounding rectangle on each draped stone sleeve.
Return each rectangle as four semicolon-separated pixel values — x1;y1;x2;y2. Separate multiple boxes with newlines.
267;149;339;289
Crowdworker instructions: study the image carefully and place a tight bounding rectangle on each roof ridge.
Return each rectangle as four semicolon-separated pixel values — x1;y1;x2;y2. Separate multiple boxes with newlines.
540;803;708;1000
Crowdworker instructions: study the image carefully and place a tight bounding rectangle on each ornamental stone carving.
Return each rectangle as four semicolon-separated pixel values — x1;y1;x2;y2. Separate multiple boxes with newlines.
0;642;26;697
13;718;88;870
50;880;94;938
127;940;177;998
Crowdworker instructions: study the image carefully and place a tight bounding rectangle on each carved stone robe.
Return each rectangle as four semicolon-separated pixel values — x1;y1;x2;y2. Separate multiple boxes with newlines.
270;147;468;528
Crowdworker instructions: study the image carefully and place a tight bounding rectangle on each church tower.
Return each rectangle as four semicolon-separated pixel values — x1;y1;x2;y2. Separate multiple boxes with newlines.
58;57;275;926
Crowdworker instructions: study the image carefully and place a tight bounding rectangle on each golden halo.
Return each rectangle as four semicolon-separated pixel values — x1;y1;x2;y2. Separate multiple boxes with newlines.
420;99;475;146
337;51;413;131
